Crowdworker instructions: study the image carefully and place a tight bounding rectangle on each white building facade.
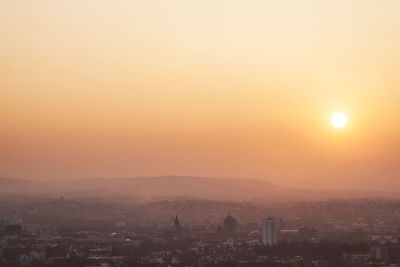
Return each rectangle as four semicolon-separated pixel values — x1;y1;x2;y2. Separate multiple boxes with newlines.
262;217;277;245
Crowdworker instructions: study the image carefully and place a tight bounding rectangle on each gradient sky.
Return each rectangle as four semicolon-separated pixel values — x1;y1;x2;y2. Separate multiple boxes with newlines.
1;0;400;189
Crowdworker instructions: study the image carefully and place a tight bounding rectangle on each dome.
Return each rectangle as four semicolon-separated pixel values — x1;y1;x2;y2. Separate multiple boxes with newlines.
223;215;237;228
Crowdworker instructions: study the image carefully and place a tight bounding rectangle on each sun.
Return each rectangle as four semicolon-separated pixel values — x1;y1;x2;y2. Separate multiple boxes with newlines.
331;113;347;128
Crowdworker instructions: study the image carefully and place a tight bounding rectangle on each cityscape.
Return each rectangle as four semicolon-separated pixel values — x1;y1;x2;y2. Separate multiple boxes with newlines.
2;0;400;266
1;195;400;266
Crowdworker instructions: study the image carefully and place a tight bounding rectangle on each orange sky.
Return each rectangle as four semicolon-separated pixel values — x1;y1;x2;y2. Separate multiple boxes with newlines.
1;0;400;189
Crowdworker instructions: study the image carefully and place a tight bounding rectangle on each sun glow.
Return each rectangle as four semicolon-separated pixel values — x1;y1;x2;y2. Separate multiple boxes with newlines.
331;113;347;128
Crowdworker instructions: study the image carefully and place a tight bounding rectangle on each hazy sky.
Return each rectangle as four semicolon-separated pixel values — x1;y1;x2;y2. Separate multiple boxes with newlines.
1;0;400;189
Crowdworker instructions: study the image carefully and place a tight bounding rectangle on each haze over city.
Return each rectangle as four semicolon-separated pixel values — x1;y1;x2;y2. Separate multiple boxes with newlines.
3;1;400;267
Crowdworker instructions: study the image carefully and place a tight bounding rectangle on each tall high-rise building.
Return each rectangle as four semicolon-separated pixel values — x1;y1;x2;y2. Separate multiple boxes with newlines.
262;217;277;245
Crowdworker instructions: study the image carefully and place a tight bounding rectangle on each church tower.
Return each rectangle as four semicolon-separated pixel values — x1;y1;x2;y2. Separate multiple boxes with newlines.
174;214;181;233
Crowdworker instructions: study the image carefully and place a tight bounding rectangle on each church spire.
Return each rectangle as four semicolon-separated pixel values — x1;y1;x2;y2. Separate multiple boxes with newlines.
174;214;181;233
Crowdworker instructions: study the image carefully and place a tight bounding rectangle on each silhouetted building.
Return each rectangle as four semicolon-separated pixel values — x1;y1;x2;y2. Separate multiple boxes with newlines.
262;217;277;245
3;217;23;236
217;223;223;240
223;213;237;236
174;214;181;233
5;223;22;236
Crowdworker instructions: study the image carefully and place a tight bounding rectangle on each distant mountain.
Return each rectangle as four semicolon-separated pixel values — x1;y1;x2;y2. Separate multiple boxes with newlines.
0;177;43;193
51;176;288;201
0;176;389;201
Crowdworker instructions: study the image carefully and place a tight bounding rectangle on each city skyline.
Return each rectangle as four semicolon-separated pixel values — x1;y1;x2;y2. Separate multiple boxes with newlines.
1;1;400;266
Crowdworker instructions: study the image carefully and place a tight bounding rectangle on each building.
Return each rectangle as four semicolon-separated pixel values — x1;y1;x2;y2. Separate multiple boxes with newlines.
2;217;23;236
37;227;51;240
174;214;181;233
370;246;389;261
217;224;223;240
343;253;370;264
223;213;237;237
262;217;277;245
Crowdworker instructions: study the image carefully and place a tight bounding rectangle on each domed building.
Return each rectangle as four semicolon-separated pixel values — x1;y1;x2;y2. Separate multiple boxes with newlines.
223;213;237;236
